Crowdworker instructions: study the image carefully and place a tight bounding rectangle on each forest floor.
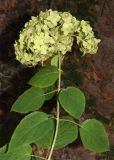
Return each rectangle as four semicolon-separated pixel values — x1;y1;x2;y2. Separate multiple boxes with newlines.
0;0;114;160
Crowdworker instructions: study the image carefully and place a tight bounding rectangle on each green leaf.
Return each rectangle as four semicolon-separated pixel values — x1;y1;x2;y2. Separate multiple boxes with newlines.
0;145;7;153
59;87;85;119
8;112;53;151
35;118;54;148
36;118;78;149
29;65;59;88
8;112;78;151
44;85;56;101
0;144;31;160
11;87;45;113
55;119;78;149
51;55;58;66
80;119;110;152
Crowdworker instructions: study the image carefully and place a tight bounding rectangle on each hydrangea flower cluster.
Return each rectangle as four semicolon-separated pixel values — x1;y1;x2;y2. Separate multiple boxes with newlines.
14;9;100;66
76;20;100;55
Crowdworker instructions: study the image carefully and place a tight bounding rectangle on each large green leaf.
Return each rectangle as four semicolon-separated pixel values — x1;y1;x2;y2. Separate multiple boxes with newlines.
0;144;31;160
29;65;59;88
35;118;54;148
59;87;85;119
55;119;78;148
9;111;78;151
8;112;53;151
80;119;110;152
36;118;78;149
11;87;45;113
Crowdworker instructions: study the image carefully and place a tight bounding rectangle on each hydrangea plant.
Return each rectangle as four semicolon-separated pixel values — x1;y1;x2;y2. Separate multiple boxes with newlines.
0;10;109;160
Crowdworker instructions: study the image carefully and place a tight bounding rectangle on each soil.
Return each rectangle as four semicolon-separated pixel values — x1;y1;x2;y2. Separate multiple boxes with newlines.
0;0;114;159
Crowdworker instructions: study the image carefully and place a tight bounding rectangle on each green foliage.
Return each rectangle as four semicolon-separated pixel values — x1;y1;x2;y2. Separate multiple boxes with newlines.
0;145;7;153
8;112;52;150
11;87;45;113
29;65;59;88
0;144;31;160
0;63;109;158
36;118;78;149
0;62;109;159
0;10;109;160
35;118;54;148
80;119;110;152
59;87;85;119
54;119;78;149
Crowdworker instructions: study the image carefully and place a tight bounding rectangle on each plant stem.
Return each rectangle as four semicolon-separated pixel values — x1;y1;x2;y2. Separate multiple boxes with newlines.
47;53;61;160
29;154;46;160
52;117;82;128
43;89;58;96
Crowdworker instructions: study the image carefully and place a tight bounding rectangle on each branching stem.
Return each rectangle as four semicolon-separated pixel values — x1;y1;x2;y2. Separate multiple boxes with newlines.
27;154;46;160
47;53;61;160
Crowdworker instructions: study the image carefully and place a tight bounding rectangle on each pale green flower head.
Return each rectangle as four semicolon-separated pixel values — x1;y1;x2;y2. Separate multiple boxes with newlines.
14;9;100;66
76;20;101;55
